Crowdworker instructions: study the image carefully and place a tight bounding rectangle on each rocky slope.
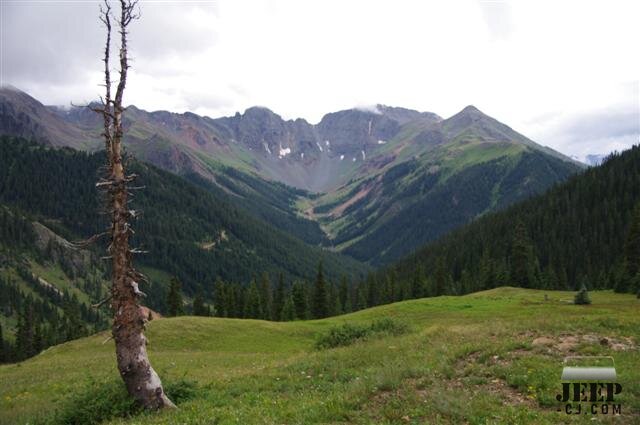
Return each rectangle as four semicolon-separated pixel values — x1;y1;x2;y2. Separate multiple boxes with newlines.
0;87;583;264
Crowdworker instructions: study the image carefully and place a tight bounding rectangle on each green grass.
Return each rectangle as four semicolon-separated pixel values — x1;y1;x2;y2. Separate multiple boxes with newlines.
1;288;638;424
439;138;525;179
27;260;97;305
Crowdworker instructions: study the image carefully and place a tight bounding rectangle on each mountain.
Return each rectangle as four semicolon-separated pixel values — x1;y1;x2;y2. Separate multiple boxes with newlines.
0;135;374;360
385;145;640;295
310;105;583;264
0;87;583;265
1;87;444;192
0;86;92;150
0;136;369;292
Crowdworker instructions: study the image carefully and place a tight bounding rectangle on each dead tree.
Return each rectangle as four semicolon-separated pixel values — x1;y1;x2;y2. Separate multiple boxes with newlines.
94;0;175;410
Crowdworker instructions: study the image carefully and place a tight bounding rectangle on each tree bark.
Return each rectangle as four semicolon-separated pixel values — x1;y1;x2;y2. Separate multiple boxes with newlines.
97;0;175;410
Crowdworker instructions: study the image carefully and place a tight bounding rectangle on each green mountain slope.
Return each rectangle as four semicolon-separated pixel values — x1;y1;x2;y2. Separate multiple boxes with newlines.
0;137;368;292
387;145;640;295
312;107;582;264
1;87;583;267
0;288;638;424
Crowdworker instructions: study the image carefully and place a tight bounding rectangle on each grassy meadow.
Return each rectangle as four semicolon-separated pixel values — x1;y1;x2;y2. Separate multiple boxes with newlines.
0;287;638;424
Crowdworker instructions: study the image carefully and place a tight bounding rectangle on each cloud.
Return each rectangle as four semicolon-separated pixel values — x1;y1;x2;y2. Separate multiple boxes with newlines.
525;84;639;157
478;1;513;41
1;2;102;86
354;105;382;115
1;1;218;103
1;0;638;158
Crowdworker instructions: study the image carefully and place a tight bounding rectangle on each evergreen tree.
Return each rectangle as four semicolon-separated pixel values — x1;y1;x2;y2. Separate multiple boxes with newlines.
329;283;342;316
0;323;5;363
15;304;32;360
167;277;184;317
312;261;329;319
33;321;44;353
291;282;308;320
339;276;353;313
365;273;379;306
244;279;263;319
273;273;286;321
433;256;450;295
259;272;273;321
280;294;296;321
574;282;592;305
411;264;426;299
510;220;535;287
356;282;368;310
212;278;226;317
192;291;208;316
624;203;640;288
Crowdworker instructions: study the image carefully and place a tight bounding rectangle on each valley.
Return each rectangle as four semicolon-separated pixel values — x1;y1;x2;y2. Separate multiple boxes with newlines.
2;1;637;423
0;87;583;265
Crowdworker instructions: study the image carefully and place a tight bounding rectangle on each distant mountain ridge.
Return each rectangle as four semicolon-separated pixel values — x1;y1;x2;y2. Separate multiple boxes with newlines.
1;86;577;192
0;86;584;264
310;105;583;263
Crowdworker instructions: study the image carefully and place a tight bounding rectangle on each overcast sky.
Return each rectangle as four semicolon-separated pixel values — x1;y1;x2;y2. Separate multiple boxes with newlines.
1;0;638;159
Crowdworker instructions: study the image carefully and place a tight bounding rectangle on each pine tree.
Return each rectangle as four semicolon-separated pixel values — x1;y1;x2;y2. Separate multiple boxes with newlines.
411;264;426;299
0;323;5;363
574;282;592;305
356;282;368;310
339;276;352;313
312;261;329;319
623;203;640;287
433;256;450;295
192;292;207;316
33;321;44;353
244;279;262;319
259;272;273;321
365;273;379;306
15;305;31;360
167;277;184;317
273;273;286;321
291;282;308;320
212;278;226;317
510;220;535;287
329;283;342;316
280;295;296;321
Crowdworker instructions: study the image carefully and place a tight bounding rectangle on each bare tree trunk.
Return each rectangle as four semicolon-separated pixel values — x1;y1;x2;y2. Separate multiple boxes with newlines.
95;0;175;410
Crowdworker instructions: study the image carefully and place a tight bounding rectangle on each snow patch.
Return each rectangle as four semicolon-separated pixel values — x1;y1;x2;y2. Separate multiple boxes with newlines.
361;150;366;160
325;140;330;147
263;143;271;154
340;154;344;160
354;104;382;115
377;140;387;145
278;145;291;158
301;152;304;159
316;142;324;152
352;157;356;162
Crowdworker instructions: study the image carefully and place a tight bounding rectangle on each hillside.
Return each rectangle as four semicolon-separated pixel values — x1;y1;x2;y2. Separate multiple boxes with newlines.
311;106;582;264
0;288;638;424
1;87;583;265
0;137;369;292
386;145;640;296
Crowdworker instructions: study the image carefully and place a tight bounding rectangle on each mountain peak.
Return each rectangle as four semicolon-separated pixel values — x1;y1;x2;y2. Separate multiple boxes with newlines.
0;84;23;93
460;105;483;115
243;106;279;117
